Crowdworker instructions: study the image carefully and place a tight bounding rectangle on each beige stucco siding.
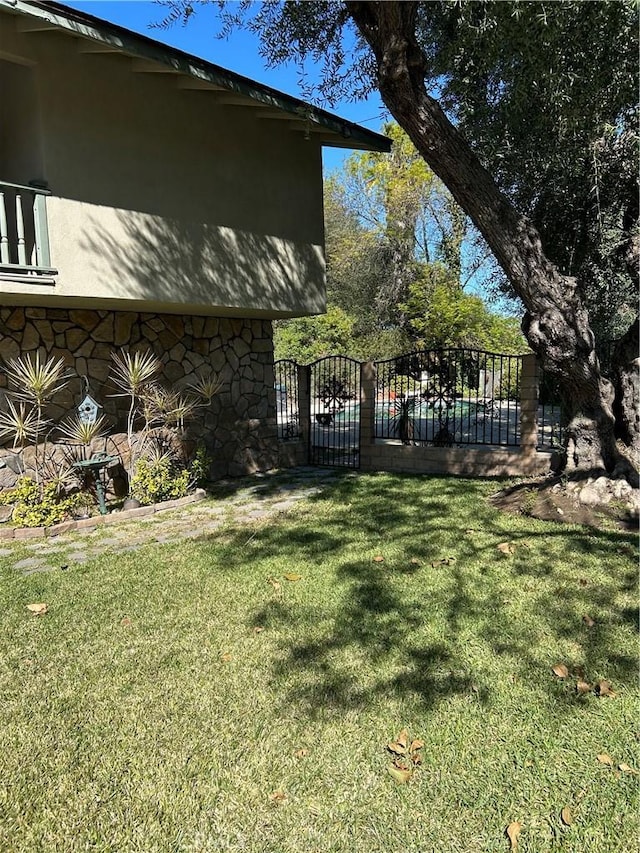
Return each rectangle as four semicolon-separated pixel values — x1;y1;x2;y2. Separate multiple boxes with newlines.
0;15;326;317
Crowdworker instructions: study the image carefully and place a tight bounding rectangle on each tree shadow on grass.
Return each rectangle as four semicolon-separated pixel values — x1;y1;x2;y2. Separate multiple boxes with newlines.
204;471;637;718
251;557;480;716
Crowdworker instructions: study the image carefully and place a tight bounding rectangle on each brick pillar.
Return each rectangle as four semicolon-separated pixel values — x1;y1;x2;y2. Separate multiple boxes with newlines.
359;361;376;471
297;363;311;465
520;354;539;470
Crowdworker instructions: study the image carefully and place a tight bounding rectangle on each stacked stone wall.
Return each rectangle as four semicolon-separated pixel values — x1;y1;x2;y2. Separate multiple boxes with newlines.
0;307;278;483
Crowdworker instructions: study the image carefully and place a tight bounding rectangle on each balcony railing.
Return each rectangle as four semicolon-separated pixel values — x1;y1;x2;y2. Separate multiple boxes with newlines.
0;180;56;279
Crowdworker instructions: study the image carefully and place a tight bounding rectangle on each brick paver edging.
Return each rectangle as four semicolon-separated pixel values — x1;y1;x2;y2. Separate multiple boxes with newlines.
0;490;208;541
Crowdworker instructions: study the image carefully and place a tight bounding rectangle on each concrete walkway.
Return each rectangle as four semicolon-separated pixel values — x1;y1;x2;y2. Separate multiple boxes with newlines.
0;467;346;575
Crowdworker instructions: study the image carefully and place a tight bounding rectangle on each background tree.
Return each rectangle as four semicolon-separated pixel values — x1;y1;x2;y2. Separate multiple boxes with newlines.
274;306;354;363
403;271;527;353
277;123;518;360
158;0;638;474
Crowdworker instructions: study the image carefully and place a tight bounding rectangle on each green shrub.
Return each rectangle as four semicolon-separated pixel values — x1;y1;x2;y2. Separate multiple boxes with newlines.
130;457;190;506
0;476;85;528
188;444;212;487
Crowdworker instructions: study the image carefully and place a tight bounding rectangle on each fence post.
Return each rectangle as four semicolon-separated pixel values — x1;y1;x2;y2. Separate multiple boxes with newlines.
359;361;376;471
520;354;539;469
297;363;311;465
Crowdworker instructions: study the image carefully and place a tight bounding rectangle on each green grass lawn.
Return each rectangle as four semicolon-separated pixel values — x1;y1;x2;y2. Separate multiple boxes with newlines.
0;472;637;852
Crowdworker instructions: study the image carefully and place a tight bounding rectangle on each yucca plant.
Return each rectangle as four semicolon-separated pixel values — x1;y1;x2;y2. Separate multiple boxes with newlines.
110;349;162;479
0;399;37;472
4;352;69;406
389;395;419;445
160;390;199;433
2;353;71;483
188;371;223;405
57;414;109;461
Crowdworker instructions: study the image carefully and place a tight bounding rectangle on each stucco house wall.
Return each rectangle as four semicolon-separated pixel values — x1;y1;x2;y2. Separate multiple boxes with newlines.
0;12;326;317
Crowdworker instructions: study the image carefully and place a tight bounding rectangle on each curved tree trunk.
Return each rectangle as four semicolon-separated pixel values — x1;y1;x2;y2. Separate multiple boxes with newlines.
346;1;632;474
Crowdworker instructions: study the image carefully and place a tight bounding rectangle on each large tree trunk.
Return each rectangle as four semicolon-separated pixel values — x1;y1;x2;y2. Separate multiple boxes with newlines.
347;1;633;474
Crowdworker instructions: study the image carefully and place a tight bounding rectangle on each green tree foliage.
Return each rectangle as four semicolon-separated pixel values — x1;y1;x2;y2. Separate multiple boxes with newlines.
404;271;528;353
276;123;526;360
273;306;355;362
416;1;638;342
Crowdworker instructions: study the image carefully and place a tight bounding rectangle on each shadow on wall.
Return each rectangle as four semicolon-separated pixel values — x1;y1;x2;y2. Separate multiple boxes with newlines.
79;208;325;316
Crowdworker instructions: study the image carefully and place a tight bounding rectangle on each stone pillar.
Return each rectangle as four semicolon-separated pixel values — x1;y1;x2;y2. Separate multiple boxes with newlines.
359;361;376;471
520;354;539;470
297;363;311;466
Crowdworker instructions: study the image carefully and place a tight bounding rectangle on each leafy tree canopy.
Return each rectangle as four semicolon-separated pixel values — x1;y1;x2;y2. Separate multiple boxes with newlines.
276;123;526;361
273;306;354;363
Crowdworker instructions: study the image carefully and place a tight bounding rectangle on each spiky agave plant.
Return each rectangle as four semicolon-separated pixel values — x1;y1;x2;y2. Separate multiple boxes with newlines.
3;352;70;483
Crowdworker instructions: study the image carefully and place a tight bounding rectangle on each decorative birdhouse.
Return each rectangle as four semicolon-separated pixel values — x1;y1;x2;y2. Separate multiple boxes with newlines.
77;394;101;425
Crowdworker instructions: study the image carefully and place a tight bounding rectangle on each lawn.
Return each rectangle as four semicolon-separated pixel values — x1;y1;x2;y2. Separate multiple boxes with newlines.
0;472;637;852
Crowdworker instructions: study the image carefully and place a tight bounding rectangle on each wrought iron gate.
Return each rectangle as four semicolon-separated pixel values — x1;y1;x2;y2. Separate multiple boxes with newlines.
309;355;361;468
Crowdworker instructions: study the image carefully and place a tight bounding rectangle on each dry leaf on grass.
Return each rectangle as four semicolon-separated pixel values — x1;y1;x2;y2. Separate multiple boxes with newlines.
551;663;569;679
294;748;309;759
283;572;302;582
387;728;409;754
597;753;614;767
431;556;456;567
120;617;132;628
582;614;596;627
372;555;385;563
576;680;591;695
618;763;638;774
26;603;47;616
595;680;616;697
269;789;287;804
387;764;412;784
506;821;522;849
253;626;264;634
220;652;233;663
560;806;573;826
497;542;517;555
409;558;421;566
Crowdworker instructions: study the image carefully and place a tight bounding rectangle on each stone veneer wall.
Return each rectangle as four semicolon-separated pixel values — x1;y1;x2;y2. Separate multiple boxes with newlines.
0;307;279;481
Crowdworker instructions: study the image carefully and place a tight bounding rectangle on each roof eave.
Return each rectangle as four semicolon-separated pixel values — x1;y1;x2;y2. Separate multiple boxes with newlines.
2;0;391;153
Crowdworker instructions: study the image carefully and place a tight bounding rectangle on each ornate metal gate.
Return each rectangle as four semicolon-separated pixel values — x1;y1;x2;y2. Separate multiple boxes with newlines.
309;355;361;468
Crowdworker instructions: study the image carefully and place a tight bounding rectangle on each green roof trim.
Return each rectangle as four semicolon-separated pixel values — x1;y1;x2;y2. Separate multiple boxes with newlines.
2;0;391;153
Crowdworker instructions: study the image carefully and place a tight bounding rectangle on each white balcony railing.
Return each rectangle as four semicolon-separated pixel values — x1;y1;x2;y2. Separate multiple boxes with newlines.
0;180;56;279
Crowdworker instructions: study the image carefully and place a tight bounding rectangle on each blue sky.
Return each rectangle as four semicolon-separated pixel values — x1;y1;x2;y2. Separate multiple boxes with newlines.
63;1;389;174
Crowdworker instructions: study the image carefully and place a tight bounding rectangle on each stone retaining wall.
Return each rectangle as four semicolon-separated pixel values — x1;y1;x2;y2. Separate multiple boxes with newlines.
0;307;279;484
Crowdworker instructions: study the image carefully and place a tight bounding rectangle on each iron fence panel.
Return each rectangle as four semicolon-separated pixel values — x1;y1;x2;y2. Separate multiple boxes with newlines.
537;365;564;450
374;348;523;448
309;355;361;468
274;359;301;441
